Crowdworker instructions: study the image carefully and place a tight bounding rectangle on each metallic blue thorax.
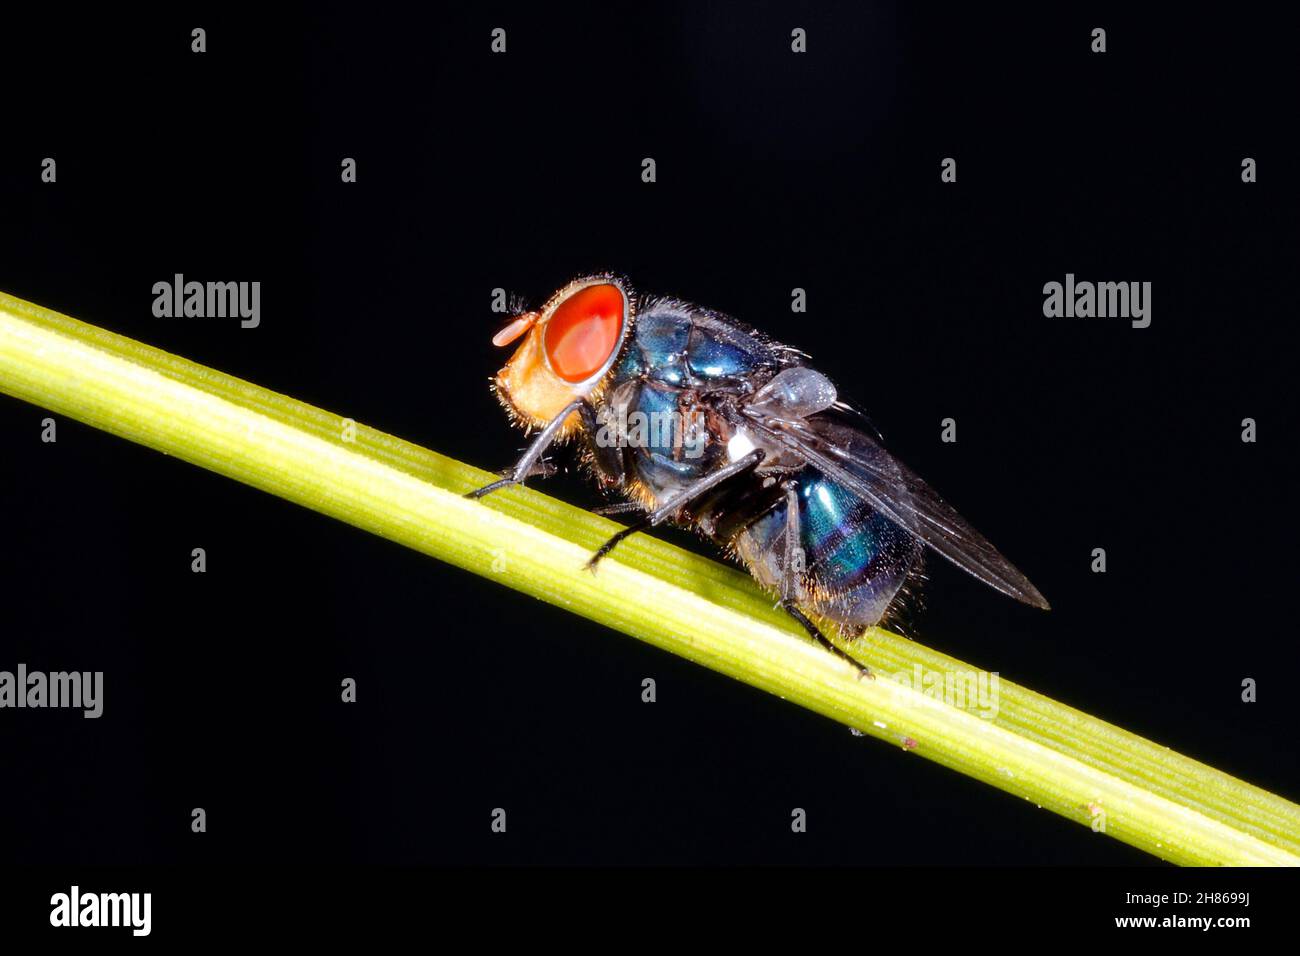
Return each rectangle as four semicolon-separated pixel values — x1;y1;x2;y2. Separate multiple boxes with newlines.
610;301;777;487
616;300;769;388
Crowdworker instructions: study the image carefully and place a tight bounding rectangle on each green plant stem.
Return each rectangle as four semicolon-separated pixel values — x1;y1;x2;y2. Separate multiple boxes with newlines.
1;289;1297;866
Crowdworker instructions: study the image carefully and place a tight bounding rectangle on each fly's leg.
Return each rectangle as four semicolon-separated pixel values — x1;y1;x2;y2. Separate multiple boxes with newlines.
586;449;765;571
585;519;650;569
592;502;642;516
778;480;870;678
466;399;584;499
779;481;803;605
781;601;869;678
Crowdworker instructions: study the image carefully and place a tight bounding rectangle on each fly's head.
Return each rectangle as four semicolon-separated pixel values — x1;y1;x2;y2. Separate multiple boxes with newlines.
490;275;634;433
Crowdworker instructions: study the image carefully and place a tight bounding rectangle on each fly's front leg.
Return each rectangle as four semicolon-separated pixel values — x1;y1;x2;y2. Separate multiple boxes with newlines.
586;449;766;571
466;399;584;500
777;480;870;678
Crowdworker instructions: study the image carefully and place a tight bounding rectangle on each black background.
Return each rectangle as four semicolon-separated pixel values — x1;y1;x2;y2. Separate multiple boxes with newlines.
1;1;1296;872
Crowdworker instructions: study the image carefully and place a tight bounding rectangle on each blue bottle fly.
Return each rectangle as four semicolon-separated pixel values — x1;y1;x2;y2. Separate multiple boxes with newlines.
470;275;1048;669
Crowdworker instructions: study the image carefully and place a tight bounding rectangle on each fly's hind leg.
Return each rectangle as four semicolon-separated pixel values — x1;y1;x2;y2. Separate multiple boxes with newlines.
778;480;870;678
781;601;870;679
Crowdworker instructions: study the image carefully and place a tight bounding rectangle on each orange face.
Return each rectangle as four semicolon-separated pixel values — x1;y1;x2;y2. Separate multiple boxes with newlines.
493;277;631;429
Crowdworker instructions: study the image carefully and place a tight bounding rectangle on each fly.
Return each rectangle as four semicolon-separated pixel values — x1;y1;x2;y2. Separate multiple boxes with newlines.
468;275;1048;671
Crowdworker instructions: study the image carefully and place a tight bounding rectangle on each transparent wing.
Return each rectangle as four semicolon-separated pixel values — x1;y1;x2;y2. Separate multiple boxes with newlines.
743;405;1050;609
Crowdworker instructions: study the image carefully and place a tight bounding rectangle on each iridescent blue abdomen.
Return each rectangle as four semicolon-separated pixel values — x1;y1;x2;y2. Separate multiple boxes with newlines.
733;467;921;628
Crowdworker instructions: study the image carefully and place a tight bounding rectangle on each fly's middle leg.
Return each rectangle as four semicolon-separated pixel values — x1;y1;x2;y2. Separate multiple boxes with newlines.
592;501;642;516
586;449;765;571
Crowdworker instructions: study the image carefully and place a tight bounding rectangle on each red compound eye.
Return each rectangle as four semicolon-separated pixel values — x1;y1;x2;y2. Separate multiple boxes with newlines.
543;283;625;382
